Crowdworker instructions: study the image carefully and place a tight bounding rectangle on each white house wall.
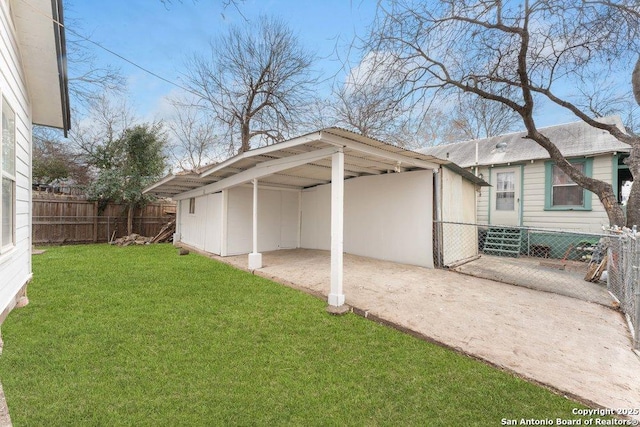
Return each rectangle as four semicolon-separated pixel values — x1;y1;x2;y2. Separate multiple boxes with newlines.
300;184;331;250
225;187;299;256
301;170;434;268
179;196;208;250
440;167;478;265
0;0;33;319
204;193;222;254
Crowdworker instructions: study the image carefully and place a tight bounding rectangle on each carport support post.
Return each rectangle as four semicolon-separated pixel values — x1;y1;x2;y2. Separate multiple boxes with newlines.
328;150;345;307
248;178;263;270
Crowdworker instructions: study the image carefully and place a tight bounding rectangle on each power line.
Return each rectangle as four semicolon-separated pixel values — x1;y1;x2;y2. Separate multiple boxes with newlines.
64;26;205;100
19;0;206;100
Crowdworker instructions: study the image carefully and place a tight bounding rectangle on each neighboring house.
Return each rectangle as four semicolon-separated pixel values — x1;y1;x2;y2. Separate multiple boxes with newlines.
0;0;70;325
420;116;631;234
145;128;487;307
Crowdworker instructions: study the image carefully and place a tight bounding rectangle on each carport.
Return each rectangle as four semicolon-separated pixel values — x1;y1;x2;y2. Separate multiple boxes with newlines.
144;128;485;308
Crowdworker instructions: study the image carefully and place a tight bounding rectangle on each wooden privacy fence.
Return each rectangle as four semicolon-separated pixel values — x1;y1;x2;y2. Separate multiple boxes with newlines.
33;198;176;244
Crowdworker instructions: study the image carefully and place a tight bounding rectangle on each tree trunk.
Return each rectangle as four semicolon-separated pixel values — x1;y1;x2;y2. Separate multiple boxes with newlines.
240;120;251;153
597;183;627;227
127;203;134;236
633;56;640;107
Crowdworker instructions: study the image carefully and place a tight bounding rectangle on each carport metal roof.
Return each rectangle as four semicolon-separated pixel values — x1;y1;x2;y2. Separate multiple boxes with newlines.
144;127;487;199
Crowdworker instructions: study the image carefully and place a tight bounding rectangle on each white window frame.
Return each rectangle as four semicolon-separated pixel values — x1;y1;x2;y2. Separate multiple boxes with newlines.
1;95;16;253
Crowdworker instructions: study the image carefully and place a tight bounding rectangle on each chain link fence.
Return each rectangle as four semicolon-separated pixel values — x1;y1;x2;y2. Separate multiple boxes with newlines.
607;229;640;350
433;221;606;302
434;221;639;350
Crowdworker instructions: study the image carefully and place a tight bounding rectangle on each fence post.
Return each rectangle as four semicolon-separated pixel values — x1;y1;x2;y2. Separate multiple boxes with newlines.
93;201;99;243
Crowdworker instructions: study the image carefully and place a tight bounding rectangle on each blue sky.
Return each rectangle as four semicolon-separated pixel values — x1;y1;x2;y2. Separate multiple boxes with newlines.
64;1;636;134
66;0;377;121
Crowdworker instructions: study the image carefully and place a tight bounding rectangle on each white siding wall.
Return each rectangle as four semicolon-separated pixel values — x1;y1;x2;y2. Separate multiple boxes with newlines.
179;195;208;250
476;166;490;225
301;170;434;268
440;168;478;265
204;193;222;254
521;157;611;233
0;0;33;319
474;157;612;233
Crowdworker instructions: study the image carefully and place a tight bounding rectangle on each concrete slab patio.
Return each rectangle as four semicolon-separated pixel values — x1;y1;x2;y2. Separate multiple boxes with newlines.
208;248;640;418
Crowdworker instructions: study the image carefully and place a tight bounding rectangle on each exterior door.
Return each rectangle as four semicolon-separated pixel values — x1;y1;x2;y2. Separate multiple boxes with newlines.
490;167;520;226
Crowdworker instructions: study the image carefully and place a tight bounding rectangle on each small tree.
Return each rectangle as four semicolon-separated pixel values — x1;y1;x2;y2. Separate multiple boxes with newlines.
87;123;167;235
120;124;167;234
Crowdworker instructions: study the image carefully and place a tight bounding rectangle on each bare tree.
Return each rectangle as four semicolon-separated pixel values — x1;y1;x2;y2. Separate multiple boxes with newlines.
167;100;222;171
333;80;410;145
365;0;640;227
71;93;136;171
451;92;520;140
182;15;317;153
333;79;515;147
334;49;519;147
65;34;126;109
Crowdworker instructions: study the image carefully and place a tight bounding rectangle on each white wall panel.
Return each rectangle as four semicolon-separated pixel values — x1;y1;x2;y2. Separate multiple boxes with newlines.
225;186;300;256
440;167;478;265
203;193;222;254
279;191;299;249
226;187;252;255
301;170;433;268
300;185;331;250
179;196;207;250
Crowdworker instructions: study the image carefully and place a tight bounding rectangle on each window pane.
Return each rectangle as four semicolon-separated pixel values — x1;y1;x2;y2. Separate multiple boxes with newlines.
496;172;514;191
552;164;583;185
496;191;515;211
552;185;583;206
2;98;15;176
2;177;13;247
496;171;515;210
552;163;585;206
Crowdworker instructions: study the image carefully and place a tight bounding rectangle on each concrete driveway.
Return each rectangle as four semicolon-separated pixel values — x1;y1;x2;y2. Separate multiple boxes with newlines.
212;248;640;418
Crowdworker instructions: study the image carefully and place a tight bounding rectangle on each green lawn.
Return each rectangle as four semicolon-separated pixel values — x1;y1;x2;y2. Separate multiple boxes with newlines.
0;244;591;426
